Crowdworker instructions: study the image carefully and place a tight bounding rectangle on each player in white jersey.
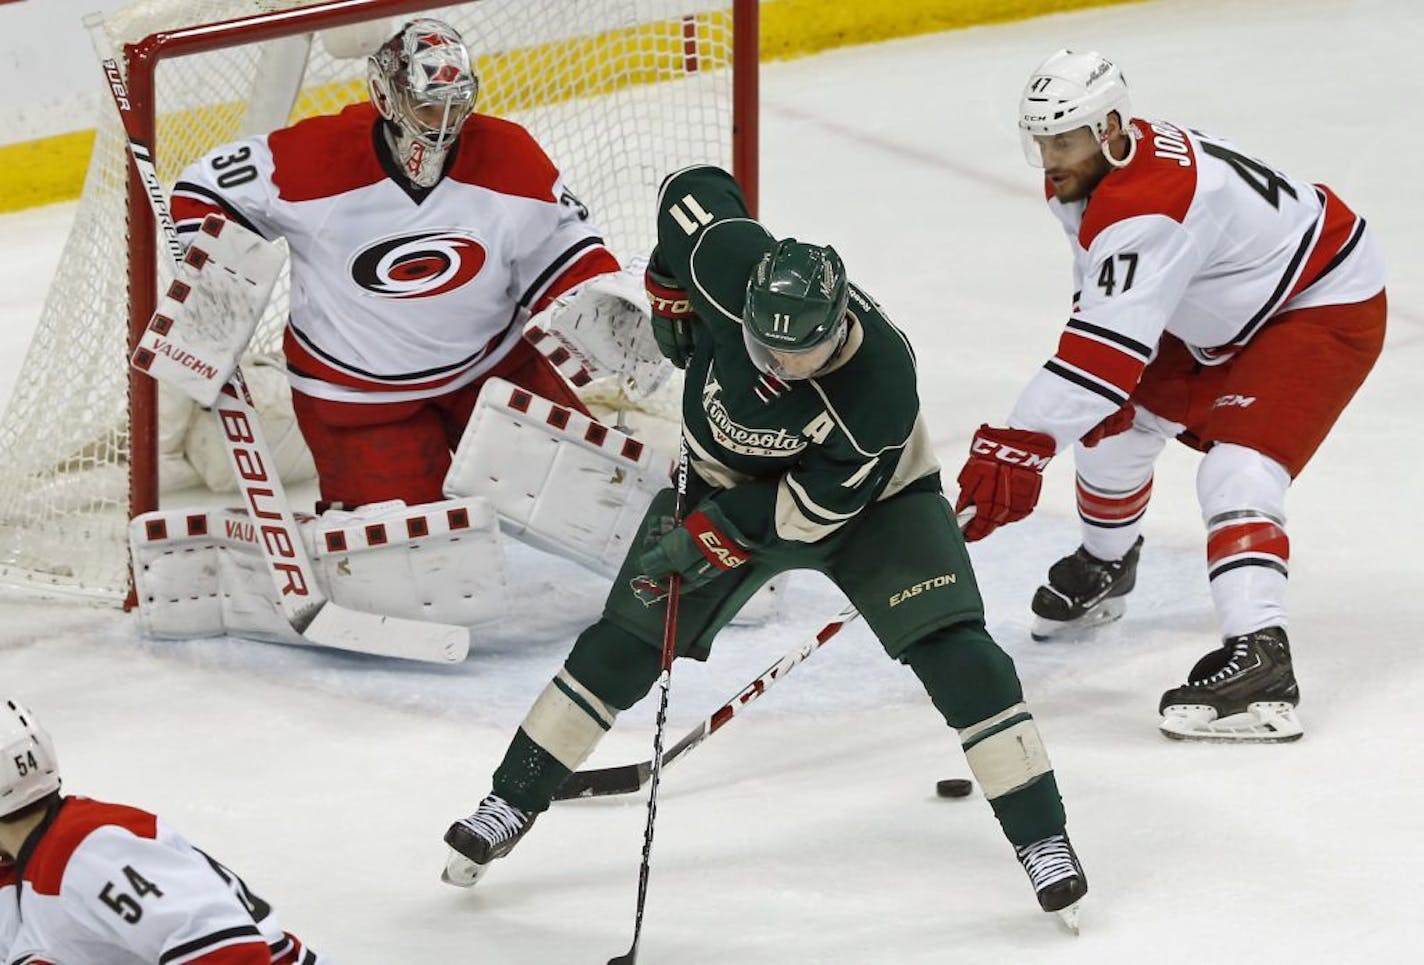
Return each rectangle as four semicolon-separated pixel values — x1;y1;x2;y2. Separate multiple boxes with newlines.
1;699;323;964
954;51;1386;742
169;18;620;510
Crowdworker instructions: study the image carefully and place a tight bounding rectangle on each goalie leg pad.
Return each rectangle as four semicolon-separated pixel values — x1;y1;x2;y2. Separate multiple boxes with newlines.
131;497;506;641
312;498;507;627
445;377;670;576
521;669;620;771
132;509;300;644
131;215;285;407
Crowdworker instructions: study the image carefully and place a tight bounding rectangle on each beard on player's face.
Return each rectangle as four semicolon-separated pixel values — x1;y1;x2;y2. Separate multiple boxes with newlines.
1045;149;1112;202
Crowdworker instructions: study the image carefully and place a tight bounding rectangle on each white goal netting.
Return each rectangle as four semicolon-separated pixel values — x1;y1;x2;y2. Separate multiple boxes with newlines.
0;0;746;600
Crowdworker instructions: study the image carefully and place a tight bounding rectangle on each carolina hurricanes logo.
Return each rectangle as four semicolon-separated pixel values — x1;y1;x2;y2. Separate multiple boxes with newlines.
349;230;487;299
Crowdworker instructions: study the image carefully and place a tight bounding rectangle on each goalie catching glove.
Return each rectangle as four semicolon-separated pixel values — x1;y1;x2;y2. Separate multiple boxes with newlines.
955;425;1056;542
631;503;751;604
645;256;696;369
523;258;672;398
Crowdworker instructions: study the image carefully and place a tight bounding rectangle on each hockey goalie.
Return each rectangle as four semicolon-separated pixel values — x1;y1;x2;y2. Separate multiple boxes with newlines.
128;18;695;663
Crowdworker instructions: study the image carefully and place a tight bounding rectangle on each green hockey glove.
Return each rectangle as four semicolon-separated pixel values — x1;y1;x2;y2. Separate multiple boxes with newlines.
633;504;752;599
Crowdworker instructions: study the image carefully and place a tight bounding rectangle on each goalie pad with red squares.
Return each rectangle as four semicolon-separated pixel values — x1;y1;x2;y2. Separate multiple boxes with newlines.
131;497;504;656
131;214;285;407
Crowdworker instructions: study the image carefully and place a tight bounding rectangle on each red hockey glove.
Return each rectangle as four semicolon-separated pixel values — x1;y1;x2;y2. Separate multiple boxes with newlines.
954;425;1056;542
645;259;697;369
1080;402;1136;448
632;505;752;603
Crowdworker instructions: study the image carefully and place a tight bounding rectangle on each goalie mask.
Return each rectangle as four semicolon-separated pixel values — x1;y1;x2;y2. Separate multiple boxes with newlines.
368;18;479;188
742;239;850;381
1018;49;1134;170
0;698;60;820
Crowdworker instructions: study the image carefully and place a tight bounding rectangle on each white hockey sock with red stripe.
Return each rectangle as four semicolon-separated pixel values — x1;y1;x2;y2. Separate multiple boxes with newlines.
1077;473;1153;560
1197;443;1292;637
1073;414;1171;561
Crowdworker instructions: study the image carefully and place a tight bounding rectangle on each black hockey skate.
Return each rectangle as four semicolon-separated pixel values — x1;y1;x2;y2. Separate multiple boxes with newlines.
441;793;537;888
1015;832;1088;932
1030;536;1143;641
1158;626;1302;743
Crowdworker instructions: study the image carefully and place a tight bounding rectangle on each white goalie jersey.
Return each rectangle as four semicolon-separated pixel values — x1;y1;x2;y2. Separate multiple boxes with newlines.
3;797;322;964
170;102;617;405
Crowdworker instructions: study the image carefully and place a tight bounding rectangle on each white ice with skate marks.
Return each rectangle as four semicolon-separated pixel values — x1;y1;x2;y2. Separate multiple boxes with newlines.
4;0;1424;961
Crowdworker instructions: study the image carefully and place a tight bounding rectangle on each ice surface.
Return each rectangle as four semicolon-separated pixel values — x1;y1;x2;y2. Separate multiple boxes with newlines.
2;0;1421;960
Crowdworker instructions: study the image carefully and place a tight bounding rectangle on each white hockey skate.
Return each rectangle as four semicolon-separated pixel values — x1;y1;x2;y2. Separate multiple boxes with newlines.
1159;701;1303;743
1158;628;1303;743
441;793;537;888
441;850;492;888
1030;595;1127;641
1015;832;1087;934
1029;537;1142;641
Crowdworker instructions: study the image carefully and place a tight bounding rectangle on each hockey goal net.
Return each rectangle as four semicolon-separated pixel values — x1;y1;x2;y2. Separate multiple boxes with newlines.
0;0;756;601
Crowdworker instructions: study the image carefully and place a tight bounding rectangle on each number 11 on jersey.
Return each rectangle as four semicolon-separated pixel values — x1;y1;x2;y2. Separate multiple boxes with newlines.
669;193;715;235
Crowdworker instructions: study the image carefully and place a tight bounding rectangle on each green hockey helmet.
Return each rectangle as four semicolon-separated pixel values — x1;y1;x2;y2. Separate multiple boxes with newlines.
742;238;850;380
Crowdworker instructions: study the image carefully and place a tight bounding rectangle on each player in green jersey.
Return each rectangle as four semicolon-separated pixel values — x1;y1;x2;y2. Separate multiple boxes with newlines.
442;165;1087;926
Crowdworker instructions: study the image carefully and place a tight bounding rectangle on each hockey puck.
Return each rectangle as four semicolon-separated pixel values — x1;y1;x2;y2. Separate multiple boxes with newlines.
936;778;973;798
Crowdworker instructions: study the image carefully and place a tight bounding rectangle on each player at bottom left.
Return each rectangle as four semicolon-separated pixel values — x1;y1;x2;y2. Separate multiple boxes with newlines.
1;698;327;964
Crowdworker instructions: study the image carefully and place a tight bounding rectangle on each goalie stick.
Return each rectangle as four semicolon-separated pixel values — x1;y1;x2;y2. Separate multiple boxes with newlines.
557;602;861;800
89;18;467;664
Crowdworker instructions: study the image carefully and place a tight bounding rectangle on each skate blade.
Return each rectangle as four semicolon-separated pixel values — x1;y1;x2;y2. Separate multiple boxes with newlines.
1055;900;1083;934
441;848;490;888
1159;701;1303;743
1030;597;1126;642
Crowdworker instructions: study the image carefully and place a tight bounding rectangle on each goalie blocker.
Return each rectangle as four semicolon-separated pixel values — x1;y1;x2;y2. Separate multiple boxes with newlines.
131;214;284;408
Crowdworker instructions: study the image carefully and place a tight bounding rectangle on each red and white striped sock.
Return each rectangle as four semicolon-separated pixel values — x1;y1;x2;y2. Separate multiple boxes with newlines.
1078;473;1152;561
1206;510;1289;636
1196;443;1292;637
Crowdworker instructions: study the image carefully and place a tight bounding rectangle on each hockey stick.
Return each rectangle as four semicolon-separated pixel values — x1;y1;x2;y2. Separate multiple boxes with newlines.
557;602;861;800
89;19;467;664
609;439;690;965
558;509;975;798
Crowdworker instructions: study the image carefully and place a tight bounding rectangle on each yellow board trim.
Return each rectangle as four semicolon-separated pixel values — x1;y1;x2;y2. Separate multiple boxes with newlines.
0;129;97;213
0;0;1139;213
760;0;1142;61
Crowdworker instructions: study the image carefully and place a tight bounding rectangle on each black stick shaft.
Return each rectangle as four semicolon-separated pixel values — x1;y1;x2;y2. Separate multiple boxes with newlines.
610;440;691;964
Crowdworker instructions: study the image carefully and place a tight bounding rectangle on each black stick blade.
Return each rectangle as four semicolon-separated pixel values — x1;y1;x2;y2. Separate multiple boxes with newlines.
553;762;651;801
608;946;637;964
